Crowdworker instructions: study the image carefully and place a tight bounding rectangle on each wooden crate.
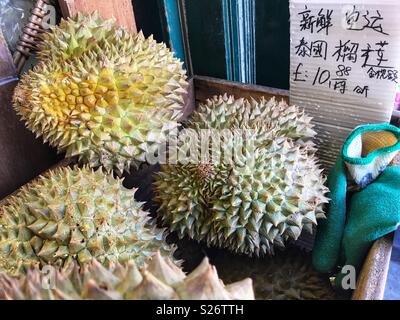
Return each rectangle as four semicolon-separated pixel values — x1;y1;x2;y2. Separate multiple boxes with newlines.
0;76;393;300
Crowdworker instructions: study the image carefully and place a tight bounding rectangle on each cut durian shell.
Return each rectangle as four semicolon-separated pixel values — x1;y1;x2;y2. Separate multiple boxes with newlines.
0;252;254;300
0;166;175;276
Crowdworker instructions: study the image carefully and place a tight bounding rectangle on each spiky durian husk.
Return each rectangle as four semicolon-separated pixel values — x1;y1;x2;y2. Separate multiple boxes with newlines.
208;248;339;300
190;94;316;143
154;95;329;256
0;167;175;276
0;252;254;300
13;13;188;175
36;12;117;62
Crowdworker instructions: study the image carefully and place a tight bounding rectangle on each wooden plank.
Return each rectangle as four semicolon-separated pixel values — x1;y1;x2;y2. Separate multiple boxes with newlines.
0;29;60;200
352;233;394;300
58;0;137;33
194;75;289;103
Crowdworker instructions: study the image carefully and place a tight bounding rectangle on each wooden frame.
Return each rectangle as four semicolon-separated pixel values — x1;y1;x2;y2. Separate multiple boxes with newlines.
0;75;393;300
352;234;394;300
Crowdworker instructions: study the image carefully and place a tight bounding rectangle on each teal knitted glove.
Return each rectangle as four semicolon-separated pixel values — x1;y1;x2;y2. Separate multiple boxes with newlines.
342;166;400;270
312;157;347;273
313;123;400;281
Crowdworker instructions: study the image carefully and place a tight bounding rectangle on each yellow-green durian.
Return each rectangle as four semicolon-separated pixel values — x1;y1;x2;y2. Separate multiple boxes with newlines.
0;166;175;276
154;95;329;256
0;252;254;300
13;13;188;175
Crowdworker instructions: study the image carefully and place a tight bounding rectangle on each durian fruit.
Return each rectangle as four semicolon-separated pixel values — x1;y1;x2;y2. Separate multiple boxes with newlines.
190;95;316;143
13;13;188;175
0;252;254;300
36;12;117;62
207;247;340;300
0;166;175;276
154;95;329;256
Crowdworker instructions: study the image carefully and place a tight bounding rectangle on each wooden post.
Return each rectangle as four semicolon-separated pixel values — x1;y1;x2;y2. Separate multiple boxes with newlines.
352;234;394;300
58;0;137;33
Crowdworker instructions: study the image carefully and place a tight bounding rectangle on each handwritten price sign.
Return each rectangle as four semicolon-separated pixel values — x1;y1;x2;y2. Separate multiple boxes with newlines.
290;0;400;168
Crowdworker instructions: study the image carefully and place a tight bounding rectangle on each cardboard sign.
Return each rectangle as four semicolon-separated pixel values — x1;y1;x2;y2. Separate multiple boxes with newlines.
290;0;400;168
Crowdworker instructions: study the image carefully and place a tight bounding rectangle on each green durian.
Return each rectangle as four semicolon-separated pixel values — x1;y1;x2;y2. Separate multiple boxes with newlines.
0;251;254;300
0;166;175;276
13;13;188;175
154;95;329;256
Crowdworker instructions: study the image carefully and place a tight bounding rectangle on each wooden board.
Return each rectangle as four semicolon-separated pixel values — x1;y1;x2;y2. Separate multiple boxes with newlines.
352;234;394;300
0;29;60;200
58;0;137;33
194;75;289;103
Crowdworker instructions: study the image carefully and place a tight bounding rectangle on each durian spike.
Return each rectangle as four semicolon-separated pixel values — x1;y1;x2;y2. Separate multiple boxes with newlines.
146;251;186;286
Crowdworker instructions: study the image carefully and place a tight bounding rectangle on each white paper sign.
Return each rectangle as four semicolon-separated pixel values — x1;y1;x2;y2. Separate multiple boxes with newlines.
290;0;400;169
